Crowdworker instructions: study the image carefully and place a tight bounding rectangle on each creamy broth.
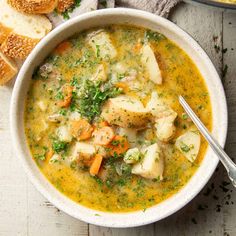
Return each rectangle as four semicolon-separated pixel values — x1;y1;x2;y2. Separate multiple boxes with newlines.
25;25;212;212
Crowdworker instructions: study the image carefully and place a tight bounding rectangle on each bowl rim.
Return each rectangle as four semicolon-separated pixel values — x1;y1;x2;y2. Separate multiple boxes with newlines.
10;8;228;228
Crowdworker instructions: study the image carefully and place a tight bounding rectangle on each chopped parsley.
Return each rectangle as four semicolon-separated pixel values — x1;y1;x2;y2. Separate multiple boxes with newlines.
93;176;103;187
182;113;188;120
59;108;67;116
180;142;191;152
95;44;100;57
34;146;48;161
145;30;166;42
34;153;46;161
52;140;68;153
75;80;122;121
55;91;64;100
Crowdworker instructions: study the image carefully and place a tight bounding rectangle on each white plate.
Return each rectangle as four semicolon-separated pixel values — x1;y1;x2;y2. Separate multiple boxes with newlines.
10;8;228;228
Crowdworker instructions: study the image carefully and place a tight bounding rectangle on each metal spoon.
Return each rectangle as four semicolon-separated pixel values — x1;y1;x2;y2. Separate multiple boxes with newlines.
179;95;236;188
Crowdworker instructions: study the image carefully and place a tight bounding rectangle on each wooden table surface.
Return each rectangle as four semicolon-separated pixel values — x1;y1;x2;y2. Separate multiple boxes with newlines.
1;2;236;236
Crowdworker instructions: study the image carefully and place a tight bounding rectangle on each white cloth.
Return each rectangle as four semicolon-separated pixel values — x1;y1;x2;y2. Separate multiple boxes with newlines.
49;0;181;27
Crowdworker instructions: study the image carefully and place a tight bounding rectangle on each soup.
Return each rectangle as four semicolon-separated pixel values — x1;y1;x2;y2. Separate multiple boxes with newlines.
25;25;212;212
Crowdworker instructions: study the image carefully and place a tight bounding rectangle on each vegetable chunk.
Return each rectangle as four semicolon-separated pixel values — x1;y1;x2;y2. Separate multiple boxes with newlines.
141;44;162;84
93;126;115;146
70;142;96;162
175;131;200;162
132;143;164;180
90;154;103;176
147;92;177;142
88;31;117;59
70;119;94;141
91;64;107;82
106;135;129;157
116;127;137;148
56;125;72;142
101;95;151;128
124;148;142;164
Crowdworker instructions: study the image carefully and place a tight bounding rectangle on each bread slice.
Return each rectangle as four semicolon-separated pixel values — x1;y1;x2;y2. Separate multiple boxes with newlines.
7;0;58;14
57;0;74;12
1;33;40;59
0;0;52;59
0;22;12;44
0;51;18;85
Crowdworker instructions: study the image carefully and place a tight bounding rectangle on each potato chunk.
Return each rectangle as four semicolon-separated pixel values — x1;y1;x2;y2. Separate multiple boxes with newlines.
124;148;142;164
146;92;177;142
91;64;107;82
116;127;137;148
88;31;117;59
175;131;200;162
101;95;151;128
56;125;72;142
70;142;96;162
155;115;177;142
141;44;162;84
132;143;164;180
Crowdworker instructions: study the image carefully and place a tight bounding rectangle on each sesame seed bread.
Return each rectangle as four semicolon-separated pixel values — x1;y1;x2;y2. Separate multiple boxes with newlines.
1;33;39;59
0;0;52;59
0;51;18;85
0;22;12;44
57;0;74;13
7;0;58;14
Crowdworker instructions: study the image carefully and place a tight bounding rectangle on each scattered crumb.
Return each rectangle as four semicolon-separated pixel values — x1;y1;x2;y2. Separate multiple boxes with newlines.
222;48;227;54
191;218;197;224
222;65;228;79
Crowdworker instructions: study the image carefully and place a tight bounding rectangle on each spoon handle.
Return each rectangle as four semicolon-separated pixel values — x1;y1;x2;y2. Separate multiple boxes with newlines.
179;96;236;187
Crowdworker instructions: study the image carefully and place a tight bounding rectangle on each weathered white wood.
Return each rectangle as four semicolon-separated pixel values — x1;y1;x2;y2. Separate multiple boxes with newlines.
222;11;236;236
153;3;226;236
0;86;89;235
89;3;227;236
27;182;88;236
1;2;236;236
0;86;28;235
89;224;155;236
171;2;223;74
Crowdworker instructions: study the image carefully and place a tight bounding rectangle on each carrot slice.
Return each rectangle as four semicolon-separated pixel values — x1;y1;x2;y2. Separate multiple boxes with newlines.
54;41;71;55
90;154;103;176
115;82;129;93
134;42;142;52
70;119;94;141
93;126;115;146
57;84;73;108
106;135;130;156
95;120;109;128
45;149;54;162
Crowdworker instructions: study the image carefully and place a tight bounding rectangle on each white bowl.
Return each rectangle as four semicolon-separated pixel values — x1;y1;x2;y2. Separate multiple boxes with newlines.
10;8;228;228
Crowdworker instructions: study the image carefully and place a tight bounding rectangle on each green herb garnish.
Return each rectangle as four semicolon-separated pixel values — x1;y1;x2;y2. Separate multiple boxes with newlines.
180;143;191;152
52;140;68;153
145;30;166;42
34;153;46;161
75;80;122;121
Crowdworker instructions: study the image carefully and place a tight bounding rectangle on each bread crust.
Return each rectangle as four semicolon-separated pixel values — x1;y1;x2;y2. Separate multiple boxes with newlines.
57;0;74;12
0;51;18;85
7;0;58;14
1;33;39;59
0;23;12;44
